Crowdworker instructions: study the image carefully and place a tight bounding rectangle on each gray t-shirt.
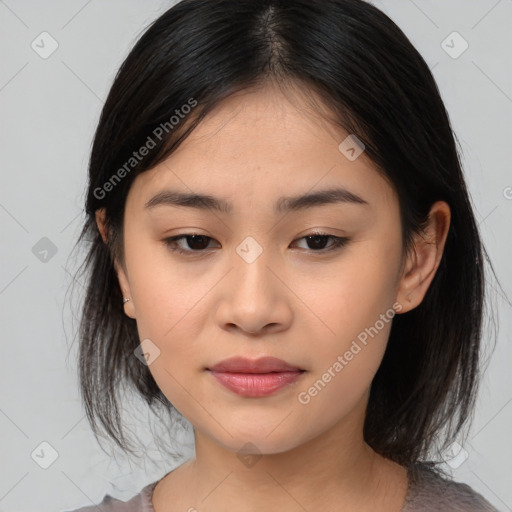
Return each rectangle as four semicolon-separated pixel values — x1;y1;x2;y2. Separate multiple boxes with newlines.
65;463;501;511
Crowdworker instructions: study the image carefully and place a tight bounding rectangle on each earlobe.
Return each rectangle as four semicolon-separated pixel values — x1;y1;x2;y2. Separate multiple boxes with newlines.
95;208;136;319
395;201;451;313
116;263;136;319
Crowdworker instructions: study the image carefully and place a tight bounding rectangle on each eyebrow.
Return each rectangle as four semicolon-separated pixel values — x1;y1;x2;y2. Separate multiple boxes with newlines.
144;187;369;214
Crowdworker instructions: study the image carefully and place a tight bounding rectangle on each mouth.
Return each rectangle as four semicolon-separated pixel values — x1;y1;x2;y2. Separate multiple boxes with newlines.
206;356;306;398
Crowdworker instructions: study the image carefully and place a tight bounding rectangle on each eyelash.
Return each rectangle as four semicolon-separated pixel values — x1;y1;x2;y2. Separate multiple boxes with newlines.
163;232;349;256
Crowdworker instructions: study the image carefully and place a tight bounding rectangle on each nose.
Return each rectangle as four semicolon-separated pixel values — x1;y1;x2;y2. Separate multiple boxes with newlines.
214;246;293;337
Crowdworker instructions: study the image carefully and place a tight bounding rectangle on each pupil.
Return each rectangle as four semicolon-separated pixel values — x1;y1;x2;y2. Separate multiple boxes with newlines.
188;235;209;250
307;235;327;250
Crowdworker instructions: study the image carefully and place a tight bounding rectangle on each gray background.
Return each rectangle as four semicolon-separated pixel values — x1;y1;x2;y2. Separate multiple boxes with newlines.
0;1;511;511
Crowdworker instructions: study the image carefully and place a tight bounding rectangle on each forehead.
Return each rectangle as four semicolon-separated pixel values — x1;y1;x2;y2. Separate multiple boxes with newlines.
127;85;397;213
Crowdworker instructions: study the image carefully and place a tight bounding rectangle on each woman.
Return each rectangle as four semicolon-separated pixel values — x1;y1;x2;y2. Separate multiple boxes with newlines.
69;0;500;510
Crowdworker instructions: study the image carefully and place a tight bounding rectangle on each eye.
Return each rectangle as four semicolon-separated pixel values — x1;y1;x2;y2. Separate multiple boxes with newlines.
163;234;219;255
292;232;349;252
163;232;349;256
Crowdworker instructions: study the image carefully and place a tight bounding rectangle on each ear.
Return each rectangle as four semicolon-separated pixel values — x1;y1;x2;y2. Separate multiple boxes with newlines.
95;208;136;319
395;201;451;314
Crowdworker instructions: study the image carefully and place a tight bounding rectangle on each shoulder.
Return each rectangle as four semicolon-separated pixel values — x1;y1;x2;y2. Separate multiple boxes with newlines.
63;481;159;512
402;463;500;512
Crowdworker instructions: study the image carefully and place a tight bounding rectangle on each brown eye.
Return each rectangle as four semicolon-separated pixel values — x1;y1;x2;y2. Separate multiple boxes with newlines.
163;232;349;257
164;234;218;254
293;233;349;252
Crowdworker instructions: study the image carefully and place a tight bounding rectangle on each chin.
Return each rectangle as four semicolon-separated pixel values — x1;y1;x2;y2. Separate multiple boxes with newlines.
208;426;306;458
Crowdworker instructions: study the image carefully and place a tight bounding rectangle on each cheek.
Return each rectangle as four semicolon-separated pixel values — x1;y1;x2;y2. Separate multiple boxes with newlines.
302;239;401;349
295;238;401;401
294;280;396;441
124;239;211;340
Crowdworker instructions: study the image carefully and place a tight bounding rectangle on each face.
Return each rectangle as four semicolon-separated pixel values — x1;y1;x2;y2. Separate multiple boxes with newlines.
104;84;427;456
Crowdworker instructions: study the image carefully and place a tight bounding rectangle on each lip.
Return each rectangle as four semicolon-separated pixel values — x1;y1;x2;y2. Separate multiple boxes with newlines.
206;357;305;398
208;356;303;373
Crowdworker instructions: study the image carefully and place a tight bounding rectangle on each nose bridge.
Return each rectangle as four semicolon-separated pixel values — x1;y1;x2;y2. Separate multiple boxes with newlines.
214;232;291;334
232;234;275;302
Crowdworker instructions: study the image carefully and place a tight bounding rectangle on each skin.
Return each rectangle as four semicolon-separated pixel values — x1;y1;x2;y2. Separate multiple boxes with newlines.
96;82;450;512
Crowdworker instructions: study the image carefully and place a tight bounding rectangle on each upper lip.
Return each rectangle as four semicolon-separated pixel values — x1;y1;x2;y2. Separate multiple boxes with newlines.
207;356;304;373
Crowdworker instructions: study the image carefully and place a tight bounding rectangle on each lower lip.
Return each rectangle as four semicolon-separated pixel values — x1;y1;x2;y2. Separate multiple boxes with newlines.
208;370;304;397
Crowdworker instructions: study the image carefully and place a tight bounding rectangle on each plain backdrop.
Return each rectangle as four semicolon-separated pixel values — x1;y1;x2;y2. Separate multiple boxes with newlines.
0;1;511;511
